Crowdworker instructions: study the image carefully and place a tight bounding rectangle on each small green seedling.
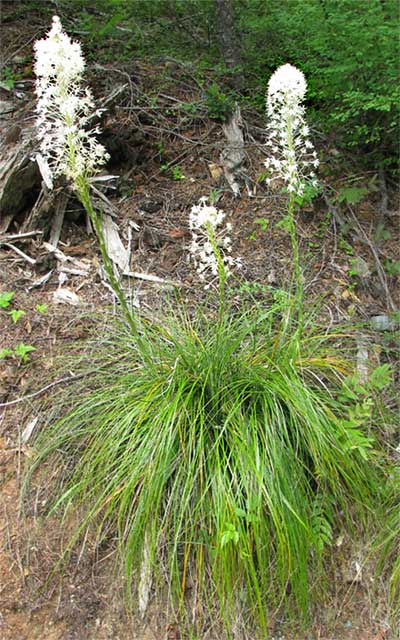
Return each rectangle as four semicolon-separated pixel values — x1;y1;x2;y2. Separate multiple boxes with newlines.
247;217;269;240
181;101;199;117
374;222;391;243
369;363;392;390
204;82;235;122
171;166;185;181
0;291;15;308
384;259;400;277
338;238;354;256
294;182;320;208
220;523;239;548
257;169;270;183
35;303;48;315
246;231;257;241
9;309;25;323
208;188;223;205
254;217;269;232
337;185;369;205
14;343;36;363
0;348;13;359
0;67;20;90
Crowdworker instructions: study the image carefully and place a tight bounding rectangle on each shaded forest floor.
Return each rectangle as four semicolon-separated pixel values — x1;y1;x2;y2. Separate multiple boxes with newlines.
1;6;399;640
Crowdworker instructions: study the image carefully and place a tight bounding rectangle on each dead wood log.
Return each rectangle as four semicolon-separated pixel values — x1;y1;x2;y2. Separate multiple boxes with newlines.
0;127;41;232
220;103;245;196
21;185;59;233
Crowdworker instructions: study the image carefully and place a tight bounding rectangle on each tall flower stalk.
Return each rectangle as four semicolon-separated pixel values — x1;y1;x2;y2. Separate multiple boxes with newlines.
34;16;135;332
189;197;241;322
265;64;319;333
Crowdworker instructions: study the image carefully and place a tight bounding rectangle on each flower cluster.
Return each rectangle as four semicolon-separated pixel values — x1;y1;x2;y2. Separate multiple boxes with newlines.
264;63;318;196
189;197;239;285
34;16;109;187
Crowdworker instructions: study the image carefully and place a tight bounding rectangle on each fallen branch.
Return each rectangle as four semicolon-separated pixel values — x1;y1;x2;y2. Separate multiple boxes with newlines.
0;230;42;242
345;202;397;312
49;191;69;247
2;242;36;264
0;372;91;409
123;270;180;286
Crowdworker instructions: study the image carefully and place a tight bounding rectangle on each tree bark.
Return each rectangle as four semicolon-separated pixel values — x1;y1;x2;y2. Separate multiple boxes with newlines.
214;0;243;91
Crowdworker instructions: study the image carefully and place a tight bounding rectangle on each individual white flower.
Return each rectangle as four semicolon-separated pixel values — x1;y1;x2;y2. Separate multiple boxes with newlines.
264;63;318;196
33;15;109;186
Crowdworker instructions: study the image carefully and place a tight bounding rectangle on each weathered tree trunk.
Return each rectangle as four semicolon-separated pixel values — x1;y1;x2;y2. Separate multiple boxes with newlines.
220;103;245;196
214;0;243;91
0;127;41;232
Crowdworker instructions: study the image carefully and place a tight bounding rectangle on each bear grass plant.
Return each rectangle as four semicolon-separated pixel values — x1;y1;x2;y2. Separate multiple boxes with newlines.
25;295;388;634
26;19;396;637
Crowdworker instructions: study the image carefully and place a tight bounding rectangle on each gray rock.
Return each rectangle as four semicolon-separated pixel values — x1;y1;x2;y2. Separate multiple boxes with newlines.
0;99;15;115
370;314;399;331
351;256;371;279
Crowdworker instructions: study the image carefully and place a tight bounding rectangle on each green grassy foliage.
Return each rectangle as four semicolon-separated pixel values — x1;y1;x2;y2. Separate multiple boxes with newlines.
25;296;389;634
378;470;400;618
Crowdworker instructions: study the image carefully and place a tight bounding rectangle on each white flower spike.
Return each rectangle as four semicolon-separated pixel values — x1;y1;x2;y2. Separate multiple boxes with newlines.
34;16;109;186
188;198;240;285
265;63;318;197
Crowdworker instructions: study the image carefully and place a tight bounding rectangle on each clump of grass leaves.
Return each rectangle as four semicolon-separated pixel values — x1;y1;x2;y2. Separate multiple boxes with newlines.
25;296;389;636
378;469;400;618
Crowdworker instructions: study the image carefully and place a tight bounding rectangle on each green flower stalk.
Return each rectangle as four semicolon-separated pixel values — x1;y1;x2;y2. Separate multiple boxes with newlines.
34;16;135;331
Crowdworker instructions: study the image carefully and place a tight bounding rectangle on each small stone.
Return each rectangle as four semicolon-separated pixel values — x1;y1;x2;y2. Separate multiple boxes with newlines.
351;256;371;279
267;270;277;284
208;162;223;181
370;315;398;332
0;99;15;114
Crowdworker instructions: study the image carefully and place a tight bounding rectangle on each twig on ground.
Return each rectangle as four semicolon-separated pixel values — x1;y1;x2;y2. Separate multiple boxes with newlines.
378;168;389;220
345;202;397;312
1;242;36;264
0;373;90;409
123;270;180;286
323;191;397;311
0;230;42;242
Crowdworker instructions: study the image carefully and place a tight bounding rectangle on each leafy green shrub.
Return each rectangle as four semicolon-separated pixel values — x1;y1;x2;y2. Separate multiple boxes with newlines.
25;296;388;635
204;82;236;122
239;0;399;169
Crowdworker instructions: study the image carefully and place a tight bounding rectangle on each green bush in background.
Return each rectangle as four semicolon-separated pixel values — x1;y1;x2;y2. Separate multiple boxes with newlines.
240;0;399;169
25;0;397;169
